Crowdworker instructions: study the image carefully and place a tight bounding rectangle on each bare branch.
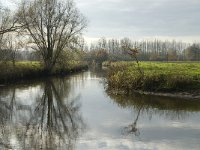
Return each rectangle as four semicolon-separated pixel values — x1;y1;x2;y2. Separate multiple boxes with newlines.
16;0;87;73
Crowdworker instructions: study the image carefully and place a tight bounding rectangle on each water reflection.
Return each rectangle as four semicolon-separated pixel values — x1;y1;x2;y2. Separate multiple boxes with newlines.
107;92;200;137
1;70;200;150
89;66;107;78
0;78;85;149
122;105;142;137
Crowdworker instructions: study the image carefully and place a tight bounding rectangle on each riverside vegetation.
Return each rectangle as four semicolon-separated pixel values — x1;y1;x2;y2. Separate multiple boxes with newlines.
106;61;200;94
0;0;88;83
0;61;88;84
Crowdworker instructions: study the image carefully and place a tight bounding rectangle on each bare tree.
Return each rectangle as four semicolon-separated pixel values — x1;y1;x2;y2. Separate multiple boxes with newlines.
6;35;22;66
0;6;22;63
0;6;21;35
16;0;87;73
0;8;11;51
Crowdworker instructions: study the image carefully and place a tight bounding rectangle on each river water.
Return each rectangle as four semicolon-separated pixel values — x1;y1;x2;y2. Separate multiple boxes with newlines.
0;69;200;150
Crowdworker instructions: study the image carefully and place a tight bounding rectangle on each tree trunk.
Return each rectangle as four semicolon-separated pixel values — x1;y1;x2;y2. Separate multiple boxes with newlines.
44;58;53;75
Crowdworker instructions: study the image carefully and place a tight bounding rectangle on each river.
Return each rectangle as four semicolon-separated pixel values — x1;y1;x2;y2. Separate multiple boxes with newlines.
0;69;200;150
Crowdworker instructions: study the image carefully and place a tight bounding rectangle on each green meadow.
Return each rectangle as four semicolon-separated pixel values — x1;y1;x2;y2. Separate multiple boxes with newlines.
106;61;200;92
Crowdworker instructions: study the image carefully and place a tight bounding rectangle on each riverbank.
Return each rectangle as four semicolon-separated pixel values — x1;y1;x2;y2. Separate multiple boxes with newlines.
107;90;200;111
106;61;200;99
0;61;88;84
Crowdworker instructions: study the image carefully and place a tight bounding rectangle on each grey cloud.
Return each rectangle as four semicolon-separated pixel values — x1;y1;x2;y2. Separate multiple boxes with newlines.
75;0;200;40
4;0;200;40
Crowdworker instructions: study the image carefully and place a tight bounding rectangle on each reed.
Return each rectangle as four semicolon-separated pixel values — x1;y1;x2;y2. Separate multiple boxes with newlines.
0;61;88;84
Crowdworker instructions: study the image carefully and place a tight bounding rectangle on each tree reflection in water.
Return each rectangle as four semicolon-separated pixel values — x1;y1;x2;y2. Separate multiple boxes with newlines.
0;78;85;150
107;91;200;137
122;105;142;137
0;88;17;149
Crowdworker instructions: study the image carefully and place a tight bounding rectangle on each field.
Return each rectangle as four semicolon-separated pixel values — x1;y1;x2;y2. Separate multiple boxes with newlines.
0;61;88;84
106;61;200;92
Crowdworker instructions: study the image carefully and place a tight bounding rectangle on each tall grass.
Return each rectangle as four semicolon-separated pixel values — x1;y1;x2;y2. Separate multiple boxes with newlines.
0;61;88;84
107;62;200;92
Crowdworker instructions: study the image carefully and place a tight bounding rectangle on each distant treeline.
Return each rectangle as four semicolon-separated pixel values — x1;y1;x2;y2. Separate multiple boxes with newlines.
87;38;200;62
1;37;200;64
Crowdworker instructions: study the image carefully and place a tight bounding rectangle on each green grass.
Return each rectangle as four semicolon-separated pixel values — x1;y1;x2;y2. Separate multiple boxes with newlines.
106;61;200;92
0;61;88;84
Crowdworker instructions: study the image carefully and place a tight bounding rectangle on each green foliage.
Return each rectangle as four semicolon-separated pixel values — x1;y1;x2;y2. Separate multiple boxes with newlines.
56;49;86;69
107;62;200;92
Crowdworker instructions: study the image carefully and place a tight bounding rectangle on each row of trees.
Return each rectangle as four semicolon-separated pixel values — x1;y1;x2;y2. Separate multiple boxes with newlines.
87;38;200;62
0;0;87;72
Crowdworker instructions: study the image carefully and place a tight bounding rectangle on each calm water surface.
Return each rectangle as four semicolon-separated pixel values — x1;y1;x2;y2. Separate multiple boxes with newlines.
0;69;200;150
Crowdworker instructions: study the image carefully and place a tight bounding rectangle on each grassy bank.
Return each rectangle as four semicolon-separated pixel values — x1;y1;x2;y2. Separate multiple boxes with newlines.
106;61;200;93
0;61;88;84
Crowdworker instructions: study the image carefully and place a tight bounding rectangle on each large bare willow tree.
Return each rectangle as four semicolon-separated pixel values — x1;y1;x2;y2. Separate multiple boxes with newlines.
0;7;20;62
0;2;22;35
16;0;87;73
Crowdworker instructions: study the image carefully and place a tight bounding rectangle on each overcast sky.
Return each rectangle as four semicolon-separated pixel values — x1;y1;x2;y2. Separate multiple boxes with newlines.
74;0;200;43
2;0;200;43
